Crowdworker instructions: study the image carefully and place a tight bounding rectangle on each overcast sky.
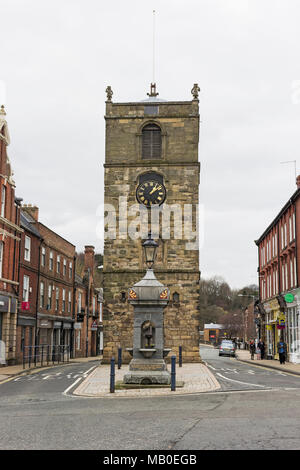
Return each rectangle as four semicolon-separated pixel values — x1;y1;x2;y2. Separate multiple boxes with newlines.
1;0;300;289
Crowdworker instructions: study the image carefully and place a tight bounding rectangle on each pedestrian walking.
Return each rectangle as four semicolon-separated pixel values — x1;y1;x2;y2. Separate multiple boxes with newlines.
249;340;256;360
277;338;287;364
257;339;265;360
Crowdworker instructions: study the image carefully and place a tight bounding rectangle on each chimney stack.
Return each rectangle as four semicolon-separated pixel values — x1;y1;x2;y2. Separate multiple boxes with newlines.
22;204;39;221
84;245;95;273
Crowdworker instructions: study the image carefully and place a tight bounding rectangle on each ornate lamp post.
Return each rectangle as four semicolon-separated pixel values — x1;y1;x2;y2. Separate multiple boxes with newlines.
143;232;158;270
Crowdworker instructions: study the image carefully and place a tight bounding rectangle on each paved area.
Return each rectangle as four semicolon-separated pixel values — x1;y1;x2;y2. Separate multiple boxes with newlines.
2;348;300;449
0;355;102;383
236;349;300;376
73;362;221;397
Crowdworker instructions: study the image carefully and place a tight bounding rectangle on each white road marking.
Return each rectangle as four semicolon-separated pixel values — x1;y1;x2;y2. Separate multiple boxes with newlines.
226;368;239;374
83;366;97;377
205;363;217;371
13;377;21;381
42;375;51;380
63;377;82;395
216;373;266;388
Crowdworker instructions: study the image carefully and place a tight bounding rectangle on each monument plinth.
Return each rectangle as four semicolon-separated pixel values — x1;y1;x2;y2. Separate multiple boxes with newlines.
123;269;171;385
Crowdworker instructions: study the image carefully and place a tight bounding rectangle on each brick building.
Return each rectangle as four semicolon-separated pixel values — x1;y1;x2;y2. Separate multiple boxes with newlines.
21;205;76;355
16;210;42;363
255;176;300;363
203;324;224;344
0;105;22;366
102;84;201;364
74;246;103;358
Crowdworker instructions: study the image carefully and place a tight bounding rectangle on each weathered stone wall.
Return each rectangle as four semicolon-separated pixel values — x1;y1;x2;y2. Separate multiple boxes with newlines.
103;96;201;363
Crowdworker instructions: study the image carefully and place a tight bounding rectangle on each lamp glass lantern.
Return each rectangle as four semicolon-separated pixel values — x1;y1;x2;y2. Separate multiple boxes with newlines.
143;233;158;269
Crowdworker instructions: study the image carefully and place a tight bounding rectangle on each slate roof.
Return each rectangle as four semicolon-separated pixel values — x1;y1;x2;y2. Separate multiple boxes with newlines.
20;210;41;238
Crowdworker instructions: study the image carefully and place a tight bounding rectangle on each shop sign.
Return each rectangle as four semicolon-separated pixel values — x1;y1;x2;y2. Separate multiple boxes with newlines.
74;323;82;329
277;312;286;321
39;320;51;328
53;321;62;328
266;325;272;331
284;293;295;303
21;301;30;311
63;322;72;329
276;313;286;329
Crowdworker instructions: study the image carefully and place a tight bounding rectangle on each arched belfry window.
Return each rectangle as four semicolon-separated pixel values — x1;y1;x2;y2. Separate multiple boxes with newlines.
142;123;162;159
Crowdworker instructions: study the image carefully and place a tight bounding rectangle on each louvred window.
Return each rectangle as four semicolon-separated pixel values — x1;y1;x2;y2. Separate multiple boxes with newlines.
142;124;162;159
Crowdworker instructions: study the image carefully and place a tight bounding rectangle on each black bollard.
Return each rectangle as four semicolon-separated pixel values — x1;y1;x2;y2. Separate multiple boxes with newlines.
118;347;122;370
110;357;115;393
171;355;176;391
179;345;182;367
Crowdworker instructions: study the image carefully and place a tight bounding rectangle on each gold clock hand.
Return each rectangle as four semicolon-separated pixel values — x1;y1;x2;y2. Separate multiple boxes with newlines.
149;184;162;195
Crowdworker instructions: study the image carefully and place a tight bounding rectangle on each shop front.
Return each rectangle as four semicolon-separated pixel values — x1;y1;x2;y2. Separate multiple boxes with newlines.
17;315;36;363
263;298;282;360
62;322;72;349
285;290;300;364
0;294;18;365
37;318;53;345
53;321;62;347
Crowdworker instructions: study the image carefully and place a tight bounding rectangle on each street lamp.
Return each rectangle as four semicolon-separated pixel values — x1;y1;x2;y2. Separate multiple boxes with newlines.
143;232;158;270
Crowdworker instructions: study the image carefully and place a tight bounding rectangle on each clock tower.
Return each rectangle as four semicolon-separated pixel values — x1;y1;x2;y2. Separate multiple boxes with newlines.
102;83;201;363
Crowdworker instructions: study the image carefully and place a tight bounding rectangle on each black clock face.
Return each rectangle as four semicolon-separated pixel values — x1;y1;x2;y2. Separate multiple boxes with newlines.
136;180;166;207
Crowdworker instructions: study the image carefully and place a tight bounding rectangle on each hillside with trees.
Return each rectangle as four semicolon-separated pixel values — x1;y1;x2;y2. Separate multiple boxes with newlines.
199;276;258;338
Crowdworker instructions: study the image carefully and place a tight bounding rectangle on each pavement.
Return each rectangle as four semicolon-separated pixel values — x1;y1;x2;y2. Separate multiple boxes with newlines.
236;349;300;376
0;355;102;383
73;361;221;397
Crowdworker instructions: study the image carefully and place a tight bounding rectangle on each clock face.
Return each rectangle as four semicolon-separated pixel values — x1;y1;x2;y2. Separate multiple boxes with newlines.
136;180;166;207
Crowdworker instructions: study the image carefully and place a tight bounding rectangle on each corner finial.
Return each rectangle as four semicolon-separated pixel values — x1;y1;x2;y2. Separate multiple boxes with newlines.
0;105;6;117
147;83;159;97
105;86;113;102
191;83;200;100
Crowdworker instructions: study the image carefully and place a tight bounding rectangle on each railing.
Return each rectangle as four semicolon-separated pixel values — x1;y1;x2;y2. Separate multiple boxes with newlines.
22;344;70;369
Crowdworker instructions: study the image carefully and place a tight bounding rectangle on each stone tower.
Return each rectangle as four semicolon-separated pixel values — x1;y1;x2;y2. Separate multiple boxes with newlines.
102;83;201;363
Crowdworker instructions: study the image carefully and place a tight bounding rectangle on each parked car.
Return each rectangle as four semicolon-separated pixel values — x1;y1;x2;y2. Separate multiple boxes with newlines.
219;340;236;357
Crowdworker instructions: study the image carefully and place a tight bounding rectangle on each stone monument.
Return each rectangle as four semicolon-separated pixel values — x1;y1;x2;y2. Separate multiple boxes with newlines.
123;234;171;385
